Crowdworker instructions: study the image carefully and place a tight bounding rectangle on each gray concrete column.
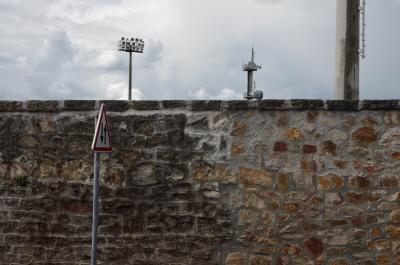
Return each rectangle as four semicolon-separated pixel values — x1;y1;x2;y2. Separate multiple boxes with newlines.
335;0;360;100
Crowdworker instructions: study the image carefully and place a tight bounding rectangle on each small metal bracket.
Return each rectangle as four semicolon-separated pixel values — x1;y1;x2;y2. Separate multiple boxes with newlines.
359;0;367;59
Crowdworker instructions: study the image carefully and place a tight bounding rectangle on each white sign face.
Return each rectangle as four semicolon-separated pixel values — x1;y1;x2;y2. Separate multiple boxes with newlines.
91;103;112;152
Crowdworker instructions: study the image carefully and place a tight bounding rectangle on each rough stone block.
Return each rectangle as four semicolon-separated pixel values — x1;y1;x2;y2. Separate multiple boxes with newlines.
63;100;95;110
131;100;160;110
189;100;222;111
239;166;273;188
326;100;359;111
290;99;324;110
257;100;289;110
225;252;246;265
360;100;400;110
161;100;187;109
26;100;59;112
318;174;344;191
0;101;23;112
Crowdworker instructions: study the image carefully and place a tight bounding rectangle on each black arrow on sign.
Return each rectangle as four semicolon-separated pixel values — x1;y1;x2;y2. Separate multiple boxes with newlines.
100;122;104;143
103;124;107;145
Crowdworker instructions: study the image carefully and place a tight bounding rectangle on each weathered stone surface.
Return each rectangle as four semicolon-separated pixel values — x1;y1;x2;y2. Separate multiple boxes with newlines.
225;252;246;265
0;101;23;112
352;127;378;146
239;167;273;188
380;128;400;147
274;141;288;152
303;144;317;154
360;100;399;110
231;144;246;156
63;100;95;110
326;100;359;111
190;100;221;111
281;242;301;255
161;100;187;109
257;100;288;110
378;176;399;189
0;100;400;265
290;99;324;110
284;127;303;141
304;237;324;257
26;100;59;112
318;174;344;191
329;259;350;265
250;255;271;265
231;122;248;137
321;141;337;156
349;176;372;190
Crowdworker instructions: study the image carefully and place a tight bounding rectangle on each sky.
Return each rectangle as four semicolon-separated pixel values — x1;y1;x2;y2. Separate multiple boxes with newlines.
0;0;399;100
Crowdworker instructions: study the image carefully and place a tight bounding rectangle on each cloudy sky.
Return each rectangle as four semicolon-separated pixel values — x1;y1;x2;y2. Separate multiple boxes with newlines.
0;0;399;100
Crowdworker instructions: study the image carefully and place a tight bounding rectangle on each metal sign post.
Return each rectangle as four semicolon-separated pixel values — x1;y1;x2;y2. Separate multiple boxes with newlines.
90;103;112;265
91;151;100;265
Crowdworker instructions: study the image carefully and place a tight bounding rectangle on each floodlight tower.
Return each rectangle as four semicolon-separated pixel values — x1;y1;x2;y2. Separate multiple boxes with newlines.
118;37;145;100
243;48;263;100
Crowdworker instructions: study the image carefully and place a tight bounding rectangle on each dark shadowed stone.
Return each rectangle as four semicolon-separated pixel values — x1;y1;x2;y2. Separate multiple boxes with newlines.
321;140;337;156
274;141;288;152
26;101;59;112
257;100;289;110
187;116;209;131
360;100;400;110
63;100;95;111
290;99;325;110
307;112;320;123
161;100;187;109
228;100;256;110
55;116;94;134
0;101;23;112
189;100;222;111
349;176;372;189
303;144;317;154
131;101;160;110
326;100;359;111
100;100;131;111
304;237;324;257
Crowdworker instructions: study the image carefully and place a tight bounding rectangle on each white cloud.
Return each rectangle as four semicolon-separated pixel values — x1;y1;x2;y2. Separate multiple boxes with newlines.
189;88;242;100
106;82;143;100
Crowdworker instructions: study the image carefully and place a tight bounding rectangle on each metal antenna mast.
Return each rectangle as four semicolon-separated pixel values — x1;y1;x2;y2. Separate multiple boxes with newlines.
243;47;263;100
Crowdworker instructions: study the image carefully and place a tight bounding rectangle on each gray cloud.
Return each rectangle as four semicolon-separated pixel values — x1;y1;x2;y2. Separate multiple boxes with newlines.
0;0;399;100
254;0;281;5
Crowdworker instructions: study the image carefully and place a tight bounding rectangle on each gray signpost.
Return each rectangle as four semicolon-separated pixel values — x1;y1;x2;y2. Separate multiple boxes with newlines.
90;103;112;265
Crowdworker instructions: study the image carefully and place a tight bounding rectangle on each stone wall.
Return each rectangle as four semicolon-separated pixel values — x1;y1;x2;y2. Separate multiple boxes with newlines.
0;100;399;265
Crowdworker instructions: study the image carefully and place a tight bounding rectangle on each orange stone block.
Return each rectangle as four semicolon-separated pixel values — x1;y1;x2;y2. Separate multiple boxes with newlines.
225;252;246;265
239;167;273;188
284;127;303;141
351;127;377;146
318;174;344;191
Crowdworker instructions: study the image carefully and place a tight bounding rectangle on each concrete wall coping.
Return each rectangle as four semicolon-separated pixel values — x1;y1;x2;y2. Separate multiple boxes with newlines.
0;99;399;112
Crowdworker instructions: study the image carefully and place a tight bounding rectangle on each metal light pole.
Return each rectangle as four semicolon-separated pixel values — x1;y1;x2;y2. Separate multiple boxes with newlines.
118;37;145;100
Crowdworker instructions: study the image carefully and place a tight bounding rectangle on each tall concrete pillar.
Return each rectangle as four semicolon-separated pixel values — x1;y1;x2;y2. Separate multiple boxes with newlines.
335;0;360;100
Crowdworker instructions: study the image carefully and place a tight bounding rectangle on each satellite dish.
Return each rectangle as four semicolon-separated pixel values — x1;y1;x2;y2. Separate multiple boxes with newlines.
254;90;263;100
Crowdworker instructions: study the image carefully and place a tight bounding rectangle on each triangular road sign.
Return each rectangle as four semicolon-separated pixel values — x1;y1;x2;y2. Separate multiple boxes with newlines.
91;103;112;152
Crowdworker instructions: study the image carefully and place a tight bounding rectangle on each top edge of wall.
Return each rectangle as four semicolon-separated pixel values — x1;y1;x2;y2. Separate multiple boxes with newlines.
0;100;399;112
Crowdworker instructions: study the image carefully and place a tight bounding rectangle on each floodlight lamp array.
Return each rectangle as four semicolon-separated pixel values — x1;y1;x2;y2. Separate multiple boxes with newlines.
118;37;145;53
